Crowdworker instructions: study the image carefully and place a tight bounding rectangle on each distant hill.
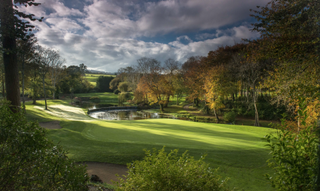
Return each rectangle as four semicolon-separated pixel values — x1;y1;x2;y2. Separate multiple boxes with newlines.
86;69;116;75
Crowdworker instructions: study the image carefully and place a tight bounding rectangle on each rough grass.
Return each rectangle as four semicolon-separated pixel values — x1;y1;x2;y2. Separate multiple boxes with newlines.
26;100;275;191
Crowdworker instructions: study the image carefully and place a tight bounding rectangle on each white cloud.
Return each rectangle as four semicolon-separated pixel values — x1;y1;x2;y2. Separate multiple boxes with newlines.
19;0;265;72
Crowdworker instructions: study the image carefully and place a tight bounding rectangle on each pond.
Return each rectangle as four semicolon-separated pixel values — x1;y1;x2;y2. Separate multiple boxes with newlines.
89;109;175;120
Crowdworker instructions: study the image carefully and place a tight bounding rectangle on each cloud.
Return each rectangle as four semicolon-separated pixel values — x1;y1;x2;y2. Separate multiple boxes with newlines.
136;0;269;36
18;0;266;72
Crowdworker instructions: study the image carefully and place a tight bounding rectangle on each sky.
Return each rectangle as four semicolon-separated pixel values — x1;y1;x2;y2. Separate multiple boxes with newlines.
19;0;269;73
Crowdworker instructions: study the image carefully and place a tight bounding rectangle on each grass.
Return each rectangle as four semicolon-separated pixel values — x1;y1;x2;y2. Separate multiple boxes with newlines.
85;74;115;86
74;92;119;105
26;100;275;191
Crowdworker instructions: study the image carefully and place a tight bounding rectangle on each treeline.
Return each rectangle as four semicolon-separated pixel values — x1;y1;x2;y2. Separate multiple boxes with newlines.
112;0;320;127
0;37;95;110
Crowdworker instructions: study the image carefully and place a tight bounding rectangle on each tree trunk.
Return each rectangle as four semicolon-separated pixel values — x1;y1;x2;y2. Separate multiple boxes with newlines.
193;98;199;107
21;55;26;113
42;77;48;110
1;0;21;112
203;105;209;115
164;95;170;108
1;74;5;98
176;94;179;105
32;84;37;104
159;103;164;112
253;89;260;126
213;107;220;123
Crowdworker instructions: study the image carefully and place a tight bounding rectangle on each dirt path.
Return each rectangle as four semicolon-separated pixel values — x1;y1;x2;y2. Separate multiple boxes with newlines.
81;162;128;184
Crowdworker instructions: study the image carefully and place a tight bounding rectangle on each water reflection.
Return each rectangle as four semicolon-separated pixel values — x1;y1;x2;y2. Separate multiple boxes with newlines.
89;109;174;120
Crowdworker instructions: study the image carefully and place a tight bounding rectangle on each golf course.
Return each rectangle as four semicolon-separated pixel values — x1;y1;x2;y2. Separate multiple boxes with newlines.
26;99;275;191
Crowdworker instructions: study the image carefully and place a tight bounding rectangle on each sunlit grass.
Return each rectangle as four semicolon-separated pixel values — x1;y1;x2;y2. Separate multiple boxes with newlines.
26;101;275;191
85;74;115;86
74;92;119;105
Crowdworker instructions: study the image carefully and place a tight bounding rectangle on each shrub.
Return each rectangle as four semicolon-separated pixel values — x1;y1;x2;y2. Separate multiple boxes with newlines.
265;98;318;190
223;111;236;123
0;101;89;190
90;96;100;103
113;89;120;94
116;147;230;191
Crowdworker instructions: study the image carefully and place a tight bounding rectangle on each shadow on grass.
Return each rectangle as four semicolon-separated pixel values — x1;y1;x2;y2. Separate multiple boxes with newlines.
47;128;272;191
92;119;272;146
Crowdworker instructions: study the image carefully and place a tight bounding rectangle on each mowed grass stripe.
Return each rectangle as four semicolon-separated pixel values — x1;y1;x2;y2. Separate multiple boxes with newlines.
82;119;269;151
26;101;274;191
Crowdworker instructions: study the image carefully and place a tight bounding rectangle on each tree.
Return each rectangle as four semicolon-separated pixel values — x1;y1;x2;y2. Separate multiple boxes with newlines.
48;50;64;99
79;63;87;76
164;58;181;107
239;43;275;126
182;56;207;107
250;0;320;114
204;66;234;122
0;53;5;98
97;76;114;92
17;36;37;112
135;61;172;112
33;45;50;110
250;0;320;63
0;0;42;112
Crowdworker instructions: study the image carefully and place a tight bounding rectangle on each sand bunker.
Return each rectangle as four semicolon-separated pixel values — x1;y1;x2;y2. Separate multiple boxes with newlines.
39;121;62;129
80;162;128;185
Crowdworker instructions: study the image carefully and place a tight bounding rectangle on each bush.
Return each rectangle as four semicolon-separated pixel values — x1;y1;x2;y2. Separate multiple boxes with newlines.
265;98;318;190
113;89;120;94
0;101;88;190
116;147;230;191
90;96;100;103
223;111;236;123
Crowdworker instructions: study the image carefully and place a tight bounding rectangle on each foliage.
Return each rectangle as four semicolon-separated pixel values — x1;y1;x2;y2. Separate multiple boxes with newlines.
250;0;320;115
90;96;100;103
265;98;319;190
109;77;122;90
118;92;132;105
113;89;120;94
136;72;173;111
58;65;93;94
116;147;230;191
0;101;88;190
118;82;130;92
96;76;115;92
250;0;320;63
224;111;236;123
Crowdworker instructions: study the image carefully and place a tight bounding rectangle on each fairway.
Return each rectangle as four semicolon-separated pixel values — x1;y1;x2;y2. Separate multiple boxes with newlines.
85;74;115;86
27;101;275;191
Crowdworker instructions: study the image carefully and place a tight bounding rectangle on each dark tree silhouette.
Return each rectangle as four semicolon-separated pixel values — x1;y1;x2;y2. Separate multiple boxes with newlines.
0;0;42;112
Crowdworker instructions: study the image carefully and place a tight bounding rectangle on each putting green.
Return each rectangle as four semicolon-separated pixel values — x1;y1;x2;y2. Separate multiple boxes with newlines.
27;102;275;191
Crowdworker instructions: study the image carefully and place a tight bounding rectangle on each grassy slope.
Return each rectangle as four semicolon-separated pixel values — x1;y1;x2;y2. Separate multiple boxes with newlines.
85;74;115;86
74;92;118;105
26;100;275;191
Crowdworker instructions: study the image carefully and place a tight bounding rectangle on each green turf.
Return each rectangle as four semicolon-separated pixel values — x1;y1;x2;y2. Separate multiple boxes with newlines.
74;92;119;105
85;74;115;86
26;100;275;191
